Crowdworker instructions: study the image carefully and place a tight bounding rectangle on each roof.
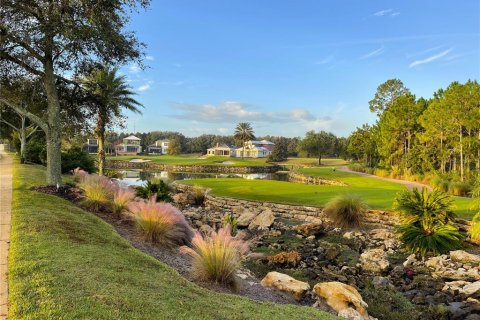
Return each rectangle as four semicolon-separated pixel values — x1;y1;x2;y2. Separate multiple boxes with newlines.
249;140;274;145
208;143;234;150
154;139;169;143
124;135;141;141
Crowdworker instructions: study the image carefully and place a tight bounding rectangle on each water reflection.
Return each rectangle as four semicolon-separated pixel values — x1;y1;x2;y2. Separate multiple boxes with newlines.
113;169;288;187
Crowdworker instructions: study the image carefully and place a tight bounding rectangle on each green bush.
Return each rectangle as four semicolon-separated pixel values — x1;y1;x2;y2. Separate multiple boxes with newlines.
394;188;462;256
135;179;172;202
431;175;450;193
362;284;420;320
348;163;368;173
374;168;390;177
448;181;472;197
24;136;47;164
469;212;480;244
61;147;96;173
324;194;368;229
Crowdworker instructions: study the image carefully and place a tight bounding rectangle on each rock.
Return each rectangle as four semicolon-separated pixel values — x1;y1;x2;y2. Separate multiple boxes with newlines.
172;192;195;205
199;224;214;235
360;249;389;273
266;251;302;267
425;255;447;269
443;280;470;293
403;254;417;267
369;228;395;240
462;281;480;297
260;271;310;301
450;250;480;264
248;209;275;230
338;308;365;320
326;246;341;260
236;211;256;227
295;223;325;237
313;282;369;320
343;231;363;240
433;268;480;281
371;276;392;289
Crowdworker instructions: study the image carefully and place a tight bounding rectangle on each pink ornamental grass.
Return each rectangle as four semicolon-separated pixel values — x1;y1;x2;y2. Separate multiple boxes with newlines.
112;187;136;215
129;197;193;246
79;174;118;211
181;226;249;285
72;167;89;183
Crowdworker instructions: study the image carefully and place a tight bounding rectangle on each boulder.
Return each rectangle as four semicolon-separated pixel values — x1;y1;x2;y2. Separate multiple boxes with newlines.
313;282;369;320
260;271;310;301
266;251;302;267
360;248;389;273
403;254;417;267
462;281;480;297
172;192;195;205
450;250;480;265
248;209;275;230
369;228;395;240
294;223;325;237
236;211;256;227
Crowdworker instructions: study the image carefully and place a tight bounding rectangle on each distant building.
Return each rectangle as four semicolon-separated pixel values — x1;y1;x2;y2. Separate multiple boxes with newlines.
147;140;169;154
84;138;98;154
206;143;236;157
235;140;275;158
114;135;142;155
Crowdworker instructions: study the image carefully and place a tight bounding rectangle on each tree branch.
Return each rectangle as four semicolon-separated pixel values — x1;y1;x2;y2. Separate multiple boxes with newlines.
26;125;39;138
0;118;19;131
0;98;47;131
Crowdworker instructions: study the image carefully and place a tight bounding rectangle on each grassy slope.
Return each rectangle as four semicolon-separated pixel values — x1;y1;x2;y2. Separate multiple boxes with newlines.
106;154;270;167
183;167;474;220
8;163;336;320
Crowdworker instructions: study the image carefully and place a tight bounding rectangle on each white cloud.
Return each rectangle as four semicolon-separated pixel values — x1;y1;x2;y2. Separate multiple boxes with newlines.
374;9;393;16
409;48;453;68
360;45;385;59
129;64;141;74
391;12;400;17
170;101;324;124
145;55;154;61
315;55;334;65
138;84;151;92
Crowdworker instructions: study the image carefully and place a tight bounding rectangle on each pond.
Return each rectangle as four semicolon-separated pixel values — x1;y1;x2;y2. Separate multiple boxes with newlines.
112;169;288;186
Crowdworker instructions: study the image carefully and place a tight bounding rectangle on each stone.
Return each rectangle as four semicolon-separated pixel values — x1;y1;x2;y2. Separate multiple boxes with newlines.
360;249;389;273
294;223;324;237
371;276;392;289
236;211;256;227
260;271;310;301
313;282;369;320
369;228;395;240
248;209;275;230
450;250;480;264
433;268;480;281
425;255;446;269
266;251;302;267
462;281;480;297
172;192;195;205
403;254;417;267
199;224;214;235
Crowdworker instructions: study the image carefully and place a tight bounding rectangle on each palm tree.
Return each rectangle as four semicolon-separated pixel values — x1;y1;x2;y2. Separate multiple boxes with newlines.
82;66;143;175
234;122;254;159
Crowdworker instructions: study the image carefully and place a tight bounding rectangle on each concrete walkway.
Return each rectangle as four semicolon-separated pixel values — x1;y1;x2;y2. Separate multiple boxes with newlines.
0;153;12;320
339;166;432;191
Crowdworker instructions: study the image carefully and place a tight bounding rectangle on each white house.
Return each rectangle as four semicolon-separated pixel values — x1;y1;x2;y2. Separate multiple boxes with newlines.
147;140;169;154
206;143;235;157
84;138;98;154
235;140;275;158
114;135;142;155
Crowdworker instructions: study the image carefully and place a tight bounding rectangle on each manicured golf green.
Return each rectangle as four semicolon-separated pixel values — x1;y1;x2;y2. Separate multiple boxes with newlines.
280;158;348;167
9;162;336;319
183;167;475;220
107;154;271;167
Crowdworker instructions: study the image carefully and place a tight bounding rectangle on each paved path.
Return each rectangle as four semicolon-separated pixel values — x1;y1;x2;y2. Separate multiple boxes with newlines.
339;166;432;191
0;153;12;320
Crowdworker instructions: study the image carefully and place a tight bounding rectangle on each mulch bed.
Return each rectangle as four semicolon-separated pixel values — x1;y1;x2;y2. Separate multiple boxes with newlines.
33;185;298;306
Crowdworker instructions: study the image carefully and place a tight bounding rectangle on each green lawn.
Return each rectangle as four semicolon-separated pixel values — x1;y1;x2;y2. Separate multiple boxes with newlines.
279;158;348;167
8;162;336;320
183;167;475;220
107;154;271;167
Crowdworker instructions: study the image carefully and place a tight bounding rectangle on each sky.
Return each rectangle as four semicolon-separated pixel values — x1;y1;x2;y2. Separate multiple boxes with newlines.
122;0;480;138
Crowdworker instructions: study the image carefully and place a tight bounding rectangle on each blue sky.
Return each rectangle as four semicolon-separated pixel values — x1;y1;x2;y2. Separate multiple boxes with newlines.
122;0;480;137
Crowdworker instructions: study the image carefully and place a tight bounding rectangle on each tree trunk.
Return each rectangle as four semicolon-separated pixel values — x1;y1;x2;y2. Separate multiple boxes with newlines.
43;59;62;185
19;116;26;164
459;128;464;181
318;154;322;166
242;141;245;160
96;115;106;176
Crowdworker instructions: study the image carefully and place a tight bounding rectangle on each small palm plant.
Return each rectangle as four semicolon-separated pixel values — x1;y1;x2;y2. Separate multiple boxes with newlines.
135;179;172;202
394;188;463;256
324;194;368;229
181;226;248;285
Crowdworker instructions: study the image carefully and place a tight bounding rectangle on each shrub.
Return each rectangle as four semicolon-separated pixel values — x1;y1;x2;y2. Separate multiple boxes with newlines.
129;197;193;246
135;179;172;202
431;175;450;193
61;147;95;174
324;194;368;229
348;163;366;173
394;188;462;256
191;185;206;205
24;135;47;164
181;226;248;285
469;212;480;244
448;181;472;197
223;213;238;236
79;174;117;211
374;168;390;178
72;167;88;183
112;187;136;216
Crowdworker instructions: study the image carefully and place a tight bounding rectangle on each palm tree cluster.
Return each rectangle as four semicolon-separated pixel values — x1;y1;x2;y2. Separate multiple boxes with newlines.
394;188;463;256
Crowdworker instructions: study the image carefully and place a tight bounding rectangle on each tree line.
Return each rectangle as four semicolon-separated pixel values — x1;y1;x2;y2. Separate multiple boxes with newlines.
347;79;480;188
